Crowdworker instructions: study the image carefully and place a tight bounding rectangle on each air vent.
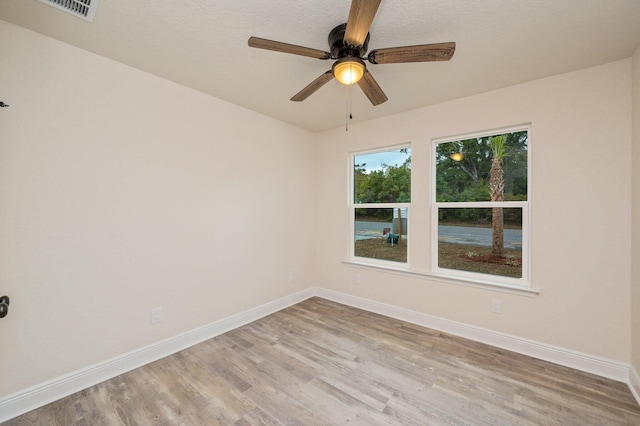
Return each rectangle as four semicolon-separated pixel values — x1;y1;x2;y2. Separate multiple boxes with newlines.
39;0;99;22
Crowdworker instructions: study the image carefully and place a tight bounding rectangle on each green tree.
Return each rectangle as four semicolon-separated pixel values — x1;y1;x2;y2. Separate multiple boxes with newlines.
354;157;411;205
435;131;527;226
354;154;411;227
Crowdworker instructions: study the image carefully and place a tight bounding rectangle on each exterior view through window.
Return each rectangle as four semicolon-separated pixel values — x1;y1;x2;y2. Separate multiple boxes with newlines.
352;147;411;264
434;128;529;283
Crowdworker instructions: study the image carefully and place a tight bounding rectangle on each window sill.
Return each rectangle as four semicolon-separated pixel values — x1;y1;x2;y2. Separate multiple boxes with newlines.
343;260;539;297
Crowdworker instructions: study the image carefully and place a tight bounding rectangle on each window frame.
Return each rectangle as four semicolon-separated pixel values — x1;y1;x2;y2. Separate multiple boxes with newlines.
431;125;531;288
348;144;411;269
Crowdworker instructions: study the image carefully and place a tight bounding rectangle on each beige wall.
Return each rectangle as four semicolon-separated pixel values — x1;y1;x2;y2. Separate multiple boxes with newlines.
0;21;316;396
1;17;638;402
315;59;633;362
632;47;640;376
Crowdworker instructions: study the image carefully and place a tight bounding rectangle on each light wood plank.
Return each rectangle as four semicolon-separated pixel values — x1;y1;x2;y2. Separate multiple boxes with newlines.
6;297;640;425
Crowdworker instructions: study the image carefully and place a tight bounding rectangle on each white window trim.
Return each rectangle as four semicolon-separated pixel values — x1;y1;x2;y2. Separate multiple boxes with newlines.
430;125;532;289
348;145;411;269
342;260;539;296
344;128;534;295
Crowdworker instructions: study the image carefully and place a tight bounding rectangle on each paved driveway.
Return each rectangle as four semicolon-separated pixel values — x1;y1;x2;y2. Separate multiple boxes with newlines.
355;221;521;249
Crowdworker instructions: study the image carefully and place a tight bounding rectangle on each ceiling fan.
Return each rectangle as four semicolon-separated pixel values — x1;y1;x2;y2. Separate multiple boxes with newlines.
248;0;455;106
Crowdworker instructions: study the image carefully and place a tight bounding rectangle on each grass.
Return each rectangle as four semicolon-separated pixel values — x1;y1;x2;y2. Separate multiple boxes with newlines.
438;242;522;278
354;238;522;278
354;237;408;262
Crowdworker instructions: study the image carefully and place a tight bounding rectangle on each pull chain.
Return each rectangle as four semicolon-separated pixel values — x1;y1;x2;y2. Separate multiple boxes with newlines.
345;80;353;131
345;84;350;131
349;81;353;120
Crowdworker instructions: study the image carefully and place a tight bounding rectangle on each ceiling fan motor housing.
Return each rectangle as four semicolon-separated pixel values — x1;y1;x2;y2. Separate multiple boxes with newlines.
328;23;369;58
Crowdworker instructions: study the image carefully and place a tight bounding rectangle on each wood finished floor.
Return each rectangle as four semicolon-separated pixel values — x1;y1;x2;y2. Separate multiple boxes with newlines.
6;297;640;425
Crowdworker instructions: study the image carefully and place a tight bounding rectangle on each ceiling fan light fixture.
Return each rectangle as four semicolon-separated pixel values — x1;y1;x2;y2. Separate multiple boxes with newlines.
332;57;366;85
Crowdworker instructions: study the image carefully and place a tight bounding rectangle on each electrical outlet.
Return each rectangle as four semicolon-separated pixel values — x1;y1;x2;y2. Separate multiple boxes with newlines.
288;272;295;282
355;274;362;284
151;307;162;324
491;299;502;314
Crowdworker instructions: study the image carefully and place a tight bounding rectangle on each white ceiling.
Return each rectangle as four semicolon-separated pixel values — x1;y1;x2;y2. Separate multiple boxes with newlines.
1;0;640;132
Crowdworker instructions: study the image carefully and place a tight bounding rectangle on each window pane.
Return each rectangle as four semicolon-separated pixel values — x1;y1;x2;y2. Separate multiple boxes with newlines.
354;148;411;203
355;208;408;263
435;131;527;202
438;208;522;278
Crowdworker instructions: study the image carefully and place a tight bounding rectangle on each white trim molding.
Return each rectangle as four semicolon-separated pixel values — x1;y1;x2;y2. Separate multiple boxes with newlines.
0;288;314;423
631;365;640;406
314;287;631;383
1;286;637;422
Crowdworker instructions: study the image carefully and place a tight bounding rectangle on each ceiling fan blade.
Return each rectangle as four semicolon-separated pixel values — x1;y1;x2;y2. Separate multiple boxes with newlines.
344;0;381;47
290;71;334;102
248;37;331;60
368;42;456;64
357;70;388;106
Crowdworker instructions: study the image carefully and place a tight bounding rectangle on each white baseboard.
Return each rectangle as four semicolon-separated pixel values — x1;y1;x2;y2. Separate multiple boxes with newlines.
631;365;640;406
0;288;314;423
1;286;636;423
314;287;631;383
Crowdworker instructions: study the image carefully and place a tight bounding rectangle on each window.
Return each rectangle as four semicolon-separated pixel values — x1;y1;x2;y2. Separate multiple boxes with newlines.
350;147;411;265
433;127;529;285
347;128;530;291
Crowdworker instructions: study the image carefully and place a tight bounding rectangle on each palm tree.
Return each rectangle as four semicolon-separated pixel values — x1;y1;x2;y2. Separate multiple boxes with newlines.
489;135;506;257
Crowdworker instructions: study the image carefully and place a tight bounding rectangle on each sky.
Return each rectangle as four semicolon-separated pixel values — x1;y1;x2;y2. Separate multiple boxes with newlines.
354;148;411;172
